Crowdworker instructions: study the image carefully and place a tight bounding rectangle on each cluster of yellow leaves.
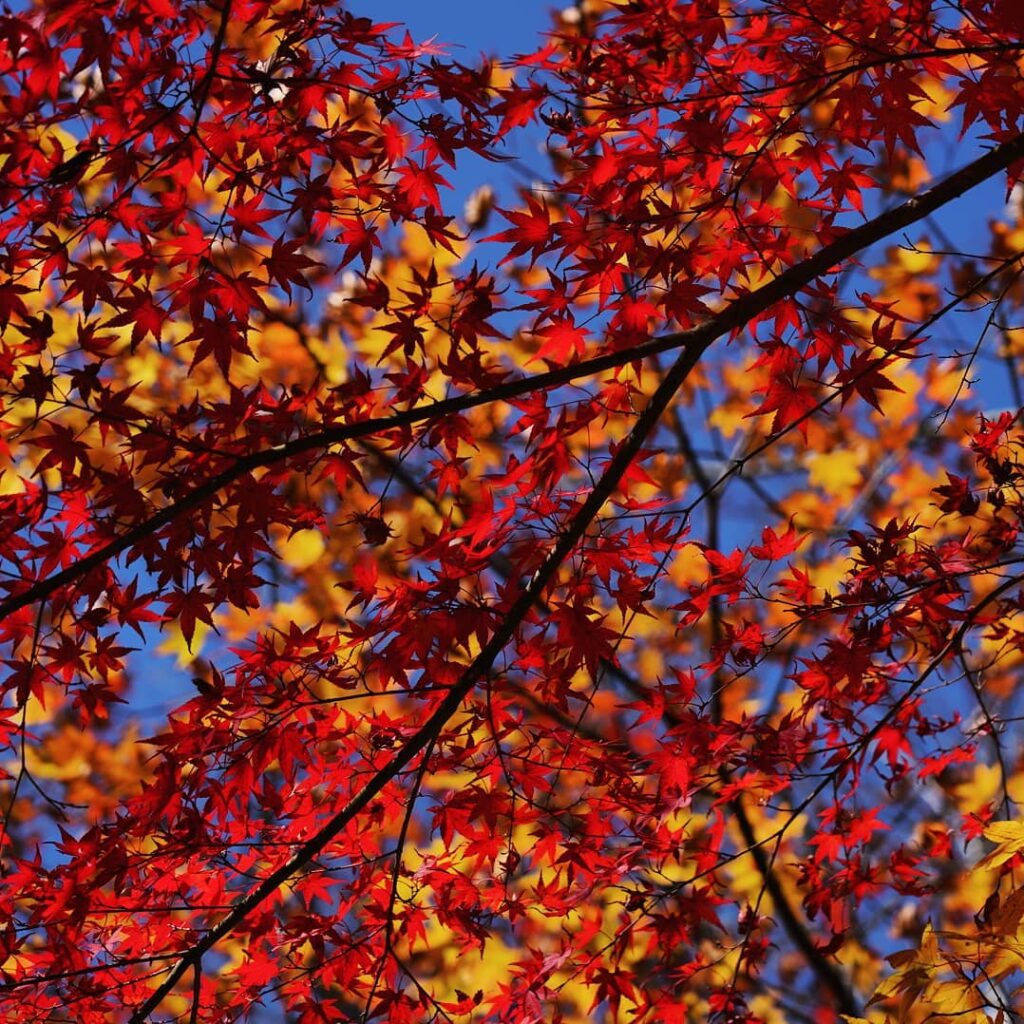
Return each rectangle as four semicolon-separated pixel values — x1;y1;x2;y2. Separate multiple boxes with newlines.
867;241;941;323
849;821;1024;1024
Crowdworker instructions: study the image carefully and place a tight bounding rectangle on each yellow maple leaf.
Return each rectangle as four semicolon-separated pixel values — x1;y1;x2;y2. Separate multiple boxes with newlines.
994;888;1024;936
157;621;209;667
979;820;1024;869
913;76;954;124
276;528;326;571
808;449;863;496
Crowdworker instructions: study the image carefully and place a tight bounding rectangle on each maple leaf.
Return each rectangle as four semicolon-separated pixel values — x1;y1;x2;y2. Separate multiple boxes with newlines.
227;195;279;241
396;157;451;211
185;316;254;376
977;821;1024;870
750;522;801;560
336;216;381;269
493;82;547;135
262;237;323;298
933;472;980;516
748;373;820;437
0;283;30;328
775;565;817;606
161;588;216;651
485;194;552;267
533;315;588;364
106;287;169;350
835;350;902;411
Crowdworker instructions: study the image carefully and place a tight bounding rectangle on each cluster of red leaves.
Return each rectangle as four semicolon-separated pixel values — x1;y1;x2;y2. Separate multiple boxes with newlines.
0;0;1022;1022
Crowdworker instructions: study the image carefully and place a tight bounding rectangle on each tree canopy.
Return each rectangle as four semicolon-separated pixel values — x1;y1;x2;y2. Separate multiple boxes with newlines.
2;0;1024;1021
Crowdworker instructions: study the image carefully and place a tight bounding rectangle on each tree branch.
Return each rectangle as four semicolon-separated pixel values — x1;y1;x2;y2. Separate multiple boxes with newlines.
4;130;1024;623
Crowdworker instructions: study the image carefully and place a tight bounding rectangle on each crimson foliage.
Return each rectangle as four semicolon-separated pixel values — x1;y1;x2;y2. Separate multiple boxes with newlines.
1;2;1024;1022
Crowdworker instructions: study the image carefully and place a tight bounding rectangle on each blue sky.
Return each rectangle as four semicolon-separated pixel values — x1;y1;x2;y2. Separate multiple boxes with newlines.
370;0;554;59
